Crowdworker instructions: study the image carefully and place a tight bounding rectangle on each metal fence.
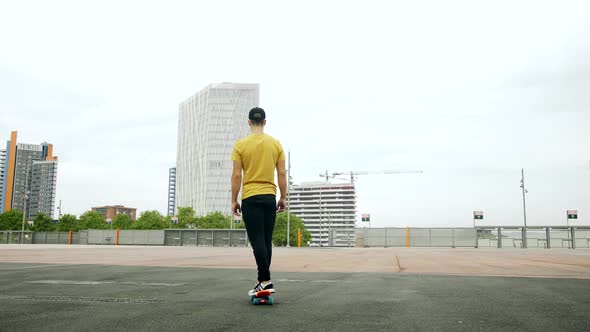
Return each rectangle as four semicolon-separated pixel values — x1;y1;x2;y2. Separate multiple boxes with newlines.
32;232;79;245
87;230;165;245
0;230;105;245
3;227;587;249
361;227;590;249
0;231;33;244
476;227;590;249
362;228;477;248
327;229;356;247
164;229;248;247
0;229;248;247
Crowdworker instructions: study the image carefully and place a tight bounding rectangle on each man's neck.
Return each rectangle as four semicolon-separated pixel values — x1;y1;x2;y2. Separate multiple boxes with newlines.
251;126;264;135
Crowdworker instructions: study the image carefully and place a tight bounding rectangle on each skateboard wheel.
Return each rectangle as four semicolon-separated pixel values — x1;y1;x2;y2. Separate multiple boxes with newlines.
268;297;274;305
252;298;259;305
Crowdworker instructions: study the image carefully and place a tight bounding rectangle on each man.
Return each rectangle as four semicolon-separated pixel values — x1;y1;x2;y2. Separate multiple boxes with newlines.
231;107;287;296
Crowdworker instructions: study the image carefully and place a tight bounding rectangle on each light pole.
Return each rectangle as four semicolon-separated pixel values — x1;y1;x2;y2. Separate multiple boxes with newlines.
321;202;330;246
57;200;62;219
520;168;528;247
328;208;331;247
21;165;30;244
228;187;234;230
286;150;291;247
566;211;571;244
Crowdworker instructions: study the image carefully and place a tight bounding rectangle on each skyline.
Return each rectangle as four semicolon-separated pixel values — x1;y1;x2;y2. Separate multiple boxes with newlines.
0;131;58;219
1;1;589;227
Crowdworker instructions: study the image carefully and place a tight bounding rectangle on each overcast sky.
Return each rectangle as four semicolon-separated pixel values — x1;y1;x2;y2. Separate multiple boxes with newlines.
1;0;588;227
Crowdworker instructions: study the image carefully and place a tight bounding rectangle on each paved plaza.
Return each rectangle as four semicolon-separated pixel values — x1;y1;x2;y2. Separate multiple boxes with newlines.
0;246;589;331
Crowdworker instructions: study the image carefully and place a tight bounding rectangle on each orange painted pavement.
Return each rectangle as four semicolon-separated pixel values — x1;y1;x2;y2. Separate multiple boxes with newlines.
1;245;590;280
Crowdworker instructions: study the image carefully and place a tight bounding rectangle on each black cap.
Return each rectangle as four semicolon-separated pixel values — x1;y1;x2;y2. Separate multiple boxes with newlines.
248;107;266;121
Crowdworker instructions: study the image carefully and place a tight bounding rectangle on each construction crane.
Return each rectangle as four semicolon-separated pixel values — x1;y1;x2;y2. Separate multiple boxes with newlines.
320;169;423;183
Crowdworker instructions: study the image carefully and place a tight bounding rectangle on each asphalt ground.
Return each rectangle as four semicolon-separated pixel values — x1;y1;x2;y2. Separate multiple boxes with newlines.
1;262;589;331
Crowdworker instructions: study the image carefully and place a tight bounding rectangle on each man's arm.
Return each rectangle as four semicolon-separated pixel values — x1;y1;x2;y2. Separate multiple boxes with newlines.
276;159;287;211
231;160;243;216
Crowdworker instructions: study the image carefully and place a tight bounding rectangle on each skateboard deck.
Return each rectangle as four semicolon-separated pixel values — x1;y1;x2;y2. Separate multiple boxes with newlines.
250;290;274;305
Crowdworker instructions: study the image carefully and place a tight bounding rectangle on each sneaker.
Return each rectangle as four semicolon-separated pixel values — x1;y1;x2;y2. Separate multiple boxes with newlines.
248;281;275;296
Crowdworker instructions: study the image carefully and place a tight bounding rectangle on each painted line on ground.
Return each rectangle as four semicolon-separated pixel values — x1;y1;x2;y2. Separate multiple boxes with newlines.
25;280;186;287
0;264;69;271
276;279;342;283
0;295;161;304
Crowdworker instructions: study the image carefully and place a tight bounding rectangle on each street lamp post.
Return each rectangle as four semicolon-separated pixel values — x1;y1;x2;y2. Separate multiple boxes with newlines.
520;168;528;248
228;187;233;230
21;165;30;244
321;203;330;246
286;151;291;247
328;209;331;247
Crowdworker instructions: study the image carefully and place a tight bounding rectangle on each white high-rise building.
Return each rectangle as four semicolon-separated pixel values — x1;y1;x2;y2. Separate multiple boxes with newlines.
176;83;259;216
289;182;357;247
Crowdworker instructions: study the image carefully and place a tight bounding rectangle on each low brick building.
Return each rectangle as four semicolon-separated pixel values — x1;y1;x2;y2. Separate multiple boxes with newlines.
92;205;137;221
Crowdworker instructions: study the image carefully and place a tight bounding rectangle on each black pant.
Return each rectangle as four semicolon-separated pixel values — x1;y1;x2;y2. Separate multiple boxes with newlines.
241;194;276;282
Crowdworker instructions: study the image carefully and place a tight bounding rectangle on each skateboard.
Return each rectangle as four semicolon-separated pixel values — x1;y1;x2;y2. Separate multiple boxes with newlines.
250;290;274;305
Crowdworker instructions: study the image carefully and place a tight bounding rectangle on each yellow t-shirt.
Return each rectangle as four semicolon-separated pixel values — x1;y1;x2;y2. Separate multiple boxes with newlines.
231;133;285;200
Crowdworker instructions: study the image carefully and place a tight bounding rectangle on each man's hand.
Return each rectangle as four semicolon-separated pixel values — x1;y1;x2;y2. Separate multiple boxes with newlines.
277;198;287;212
232;201;241;217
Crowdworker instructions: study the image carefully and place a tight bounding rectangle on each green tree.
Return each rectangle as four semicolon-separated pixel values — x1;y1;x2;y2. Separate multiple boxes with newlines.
56;214;78;231
272;212;311;247
31;213;55;232
233;216;245;229
78;211;106;230
112;213;132;230
0;210;25;230
133;210;169;230
198;212;231;229
163;215;174;228
176;206;198;228
478;229;497;239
